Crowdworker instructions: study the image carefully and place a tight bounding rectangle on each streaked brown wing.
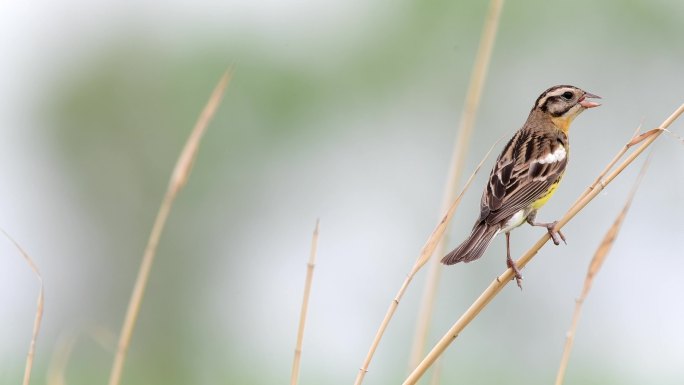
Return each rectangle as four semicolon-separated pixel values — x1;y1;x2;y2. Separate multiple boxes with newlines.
480;129;567;226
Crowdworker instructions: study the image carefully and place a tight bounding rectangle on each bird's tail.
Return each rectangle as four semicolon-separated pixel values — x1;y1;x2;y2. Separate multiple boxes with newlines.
441;224;499;265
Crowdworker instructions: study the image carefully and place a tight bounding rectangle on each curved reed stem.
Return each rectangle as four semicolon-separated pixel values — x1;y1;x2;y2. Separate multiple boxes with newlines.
108;70;232;385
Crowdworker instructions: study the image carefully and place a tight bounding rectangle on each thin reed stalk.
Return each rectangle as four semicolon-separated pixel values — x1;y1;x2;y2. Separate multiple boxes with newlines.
353;139;502;385
403;102;684;385
1;228;44;385
108;70;233;385
565;124;641;214
290;220;320;385
554;156;650;385
46;332;77;385
409;0;505;373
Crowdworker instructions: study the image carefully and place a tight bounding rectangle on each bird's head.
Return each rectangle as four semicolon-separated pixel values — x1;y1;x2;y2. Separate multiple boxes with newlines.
532;85;601;132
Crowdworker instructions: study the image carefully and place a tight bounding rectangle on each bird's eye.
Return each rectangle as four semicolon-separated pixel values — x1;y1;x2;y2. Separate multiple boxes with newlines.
561;91;573;100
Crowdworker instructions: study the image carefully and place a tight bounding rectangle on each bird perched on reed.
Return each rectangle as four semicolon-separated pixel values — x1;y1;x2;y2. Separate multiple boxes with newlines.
442;85;600;288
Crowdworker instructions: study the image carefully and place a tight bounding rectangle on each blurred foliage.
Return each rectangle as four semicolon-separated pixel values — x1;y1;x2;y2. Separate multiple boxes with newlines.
2;0;683;384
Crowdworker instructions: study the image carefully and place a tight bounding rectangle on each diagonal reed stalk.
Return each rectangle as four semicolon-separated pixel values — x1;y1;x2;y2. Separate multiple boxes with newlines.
353;138;502;385
107;69;233;385
290;219;320;385
1;228;45;385
409;0;505;373
564;123;642;216
403;102;684;385
554;154;651;385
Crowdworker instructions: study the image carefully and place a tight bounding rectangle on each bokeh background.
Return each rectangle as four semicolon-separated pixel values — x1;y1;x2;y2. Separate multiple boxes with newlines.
1;0;683;384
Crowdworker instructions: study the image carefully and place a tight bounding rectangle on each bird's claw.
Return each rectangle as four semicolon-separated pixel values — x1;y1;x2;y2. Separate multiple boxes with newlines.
546;221;566;246
506;257;524;290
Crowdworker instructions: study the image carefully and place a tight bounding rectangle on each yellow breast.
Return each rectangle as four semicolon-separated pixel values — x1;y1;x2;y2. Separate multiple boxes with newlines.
531;177;562;209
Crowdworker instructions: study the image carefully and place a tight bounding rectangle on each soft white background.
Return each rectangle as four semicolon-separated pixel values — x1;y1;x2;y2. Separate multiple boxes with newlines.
1;0;683;384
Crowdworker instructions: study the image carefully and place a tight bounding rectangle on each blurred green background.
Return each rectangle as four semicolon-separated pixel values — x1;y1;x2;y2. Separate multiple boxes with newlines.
1;0;683;384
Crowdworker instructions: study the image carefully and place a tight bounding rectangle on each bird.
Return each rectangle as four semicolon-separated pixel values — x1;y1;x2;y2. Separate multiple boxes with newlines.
441;85;600;289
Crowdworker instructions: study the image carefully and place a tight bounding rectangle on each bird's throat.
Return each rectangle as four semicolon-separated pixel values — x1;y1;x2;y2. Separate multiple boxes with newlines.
551;115;574;133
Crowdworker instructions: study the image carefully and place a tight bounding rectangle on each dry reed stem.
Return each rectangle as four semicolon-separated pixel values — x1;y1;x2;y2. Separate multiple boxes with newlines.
428;359;443;385
567;121;684;215
353;139;502;385
630;127;684;147
403;102;684;385
409;0;505;372
48;326;117;385
47;332;77;385
564;121;659;217
290;219;320;385
566;124;641;213
108;69;233;385
0;228;44;385
554;155;651;385
659;127;684;146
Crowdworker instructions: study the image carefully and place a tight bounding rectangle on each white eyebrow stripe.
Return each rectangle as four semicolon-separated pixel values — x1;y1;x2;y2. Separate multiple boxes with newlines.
536;96;548;108
537;87;575;108
548;88;571;96
537;146;566;164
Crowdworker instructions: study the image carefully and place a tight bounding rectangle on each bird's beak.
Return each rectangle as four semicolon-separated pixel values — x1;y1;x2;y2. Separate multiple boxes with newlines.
579;92;601;108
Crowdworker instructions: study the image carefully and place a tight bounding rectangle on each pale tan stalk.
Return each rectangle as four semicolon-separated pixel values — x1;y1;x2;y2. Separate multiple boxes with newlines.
1;228;44;385
659;127;684;145
47;332;77;385
554;155;650;385
409;0;505;373
428;359;443;385
48;326;118;385
108;70;233;385
290;220;320;385
566;123;643;216
353;139;502;385
403;102;684;385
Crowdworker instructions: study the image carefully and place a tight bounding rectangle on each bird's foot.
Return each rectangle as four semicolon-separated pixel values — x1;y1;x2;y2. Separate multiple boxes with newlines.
506;256;524;290
544;221;566;246
529;218;567;245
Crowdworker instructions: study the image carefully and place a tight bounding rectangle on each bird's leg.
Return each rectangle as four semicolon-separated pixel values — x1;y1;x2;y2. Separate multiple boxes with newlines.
505;232;523;289
526;211;566;246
